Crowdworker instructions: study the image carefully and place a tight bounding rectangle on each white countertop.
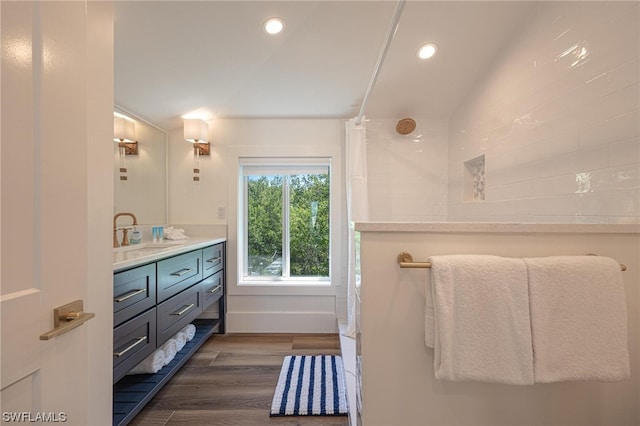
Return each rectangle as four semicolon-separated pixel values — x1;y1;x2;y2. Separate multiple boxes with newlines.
354;221;640;234
113;237;226;272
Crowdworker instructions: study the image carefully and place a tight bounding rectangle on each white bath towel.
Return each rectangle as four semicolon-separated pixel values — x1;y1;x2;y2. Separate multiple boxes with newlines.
429;255;534;385
160;338;178;365
525;256;630;383
425;271;435;349
180;323;196;342
163;226;189;240
126;349;166;375
174;332;187;352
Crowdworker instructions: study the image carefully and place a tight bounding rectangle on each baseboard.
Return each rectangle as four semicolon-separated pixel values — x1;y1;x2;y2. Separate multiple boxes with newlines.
226;312;338;333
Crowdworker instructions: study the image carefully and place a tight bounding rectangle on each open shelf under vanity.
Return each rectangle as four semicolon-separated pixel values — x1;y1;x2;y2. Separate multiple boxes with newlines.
113;318;218;426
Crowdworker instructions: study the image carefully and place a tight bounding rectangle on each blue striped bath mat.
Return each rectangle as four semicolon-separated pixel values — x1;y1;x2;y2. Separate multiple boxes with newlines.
270;355;348;416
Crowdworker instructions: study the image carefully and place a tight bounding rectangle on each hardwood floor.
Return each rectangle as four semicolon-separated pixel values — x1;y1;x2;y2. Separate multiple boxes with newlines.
129;333;349;426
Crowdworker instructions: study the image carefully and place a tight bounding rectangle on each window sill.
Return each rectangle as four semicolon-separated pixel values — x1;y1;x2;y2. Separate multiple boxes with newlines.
230;281;337;296
239;278;331;286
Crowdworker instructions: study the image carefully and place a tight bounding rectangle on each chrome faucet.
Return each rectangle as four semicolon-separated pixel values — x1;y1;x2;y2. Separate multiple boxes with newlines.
113;212;138;248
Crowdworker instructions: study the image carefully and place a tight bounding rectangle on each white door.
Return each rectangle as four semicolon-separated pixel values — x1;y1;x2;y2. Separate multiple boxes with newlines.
1;2;114;425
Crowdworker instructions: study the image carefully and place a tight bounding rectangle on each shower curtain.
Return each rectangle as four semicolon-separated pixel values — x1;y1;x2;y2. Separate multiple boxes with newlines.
345;117;369;337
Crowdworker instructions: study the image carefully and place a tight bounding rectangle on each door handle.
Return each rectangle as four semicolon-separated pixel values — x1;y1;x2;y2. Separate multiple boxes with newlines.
40;300;95;340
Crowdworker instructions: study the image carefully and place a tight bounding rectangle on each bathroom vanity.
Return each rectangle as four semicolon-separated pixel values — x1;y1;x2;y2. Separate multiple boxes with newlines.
112;238;226;426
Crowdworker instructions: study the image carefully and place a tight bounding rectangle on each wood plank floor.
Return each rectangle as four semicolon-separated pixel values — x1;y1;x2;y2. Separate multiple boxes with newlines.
129;333;349;426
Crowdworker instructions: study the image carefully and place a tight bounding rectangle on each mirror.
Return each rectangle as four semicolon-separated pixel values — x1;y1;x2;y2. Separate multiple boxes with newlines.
114;109;167;224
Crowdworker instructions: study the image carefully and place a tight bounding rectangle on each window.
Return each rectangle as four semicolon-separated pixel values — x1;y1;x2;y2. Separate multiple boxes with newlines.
240;158;331;284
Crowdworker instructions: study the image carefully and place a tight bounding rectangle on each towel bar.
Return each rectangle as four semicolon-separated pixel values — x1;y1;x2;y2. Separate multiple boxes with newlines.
397;252;627;271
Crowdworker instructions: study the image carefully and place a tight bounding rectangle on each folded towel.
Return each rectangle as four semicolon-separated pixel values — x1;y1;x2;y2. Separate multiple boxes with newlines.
160;339;178;365
180;323;196;341
163;226;189;240
174;332;187;352
525;256;630;383
429;255;534;385
126;349;166;375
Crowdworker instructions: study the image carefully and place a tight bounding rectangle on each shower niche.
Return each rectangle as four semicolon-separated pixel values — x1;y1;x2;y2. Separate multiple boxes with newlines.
463;154;485;202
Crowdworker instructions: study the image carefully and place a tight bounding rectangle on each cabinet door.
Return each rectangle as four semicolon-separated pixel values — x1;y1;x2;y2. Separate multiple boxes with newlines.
202;243;224;278
113;308;157;383
113;264;156;326
201;269;224;311
157;250;201;303
156;284;202;346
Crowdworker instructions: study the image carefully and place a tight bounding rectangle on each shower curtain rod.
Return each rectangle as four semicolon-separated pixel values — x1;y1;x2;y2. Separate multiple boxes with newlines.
355;0;405;126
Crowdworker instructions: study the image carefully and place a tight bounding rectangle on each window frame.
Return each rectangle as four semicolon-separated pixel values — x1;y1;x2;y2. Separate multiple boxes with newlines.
239;157;332;286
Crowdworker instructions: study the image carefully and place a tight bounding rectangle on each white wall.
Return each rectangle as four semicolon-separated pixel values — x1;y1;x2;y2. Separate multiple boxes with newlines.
366;118;449;221
167;118;348;332
87;2;116;423
357;223;639;426
448;1;639;223
167;122;227;226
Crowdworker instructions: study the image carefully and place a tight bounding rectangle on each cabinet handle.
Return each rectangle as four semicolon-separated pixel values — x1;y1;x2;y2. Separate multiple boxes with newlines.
206;256;222;264
114;288;146;303
207;285;222;294
171;303;195;316
114;336;146;357
171;267;194;276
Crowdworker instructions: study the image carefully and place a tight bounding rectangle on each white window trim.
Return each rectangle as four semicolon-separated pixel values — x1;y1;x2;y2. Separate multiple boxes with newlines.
238;157;332;287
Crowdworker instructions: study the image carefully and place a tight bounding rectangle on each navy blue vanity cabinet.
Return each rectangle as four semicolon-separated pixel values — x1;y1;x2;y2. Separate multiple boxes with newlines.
113;241;226;426
201;242;225;333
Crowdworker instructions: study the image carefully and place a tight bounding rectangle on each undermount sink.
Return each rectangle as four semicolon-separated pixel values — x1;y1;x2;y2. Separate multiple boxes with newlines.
114;241;186;253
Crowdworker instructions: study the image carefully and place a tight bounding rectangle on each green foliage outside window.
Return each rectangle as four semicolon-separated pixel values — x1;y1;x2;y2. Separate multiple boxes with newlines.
247;175;283;275
247;173;329;278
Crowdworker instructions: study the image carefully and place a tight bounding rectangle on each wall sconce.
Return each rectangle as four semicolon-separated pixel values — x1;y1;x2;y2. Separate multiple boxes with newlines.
114;116;138;182
113;116;138;155
184;118;210;182
183;118;210;156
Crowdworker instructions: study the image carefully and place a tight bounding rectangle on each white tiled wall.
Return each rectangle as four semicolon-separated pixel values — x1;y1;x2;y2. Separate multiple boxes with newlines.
448;1;639;223
366;118;449;221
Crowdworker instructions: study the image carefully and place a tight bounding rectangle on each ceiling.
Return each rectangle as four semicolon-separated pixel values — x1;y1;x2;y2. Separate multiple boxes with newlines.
114;1;535;130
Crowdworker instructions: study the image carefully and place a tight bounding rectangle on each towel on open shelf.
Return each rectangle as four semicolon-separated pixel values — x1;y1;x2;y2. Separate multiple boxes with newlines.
525;255;630;383
160;338;178;365
181;323;196;341
174;332;187;352
126;349;166;375
428;255;534;385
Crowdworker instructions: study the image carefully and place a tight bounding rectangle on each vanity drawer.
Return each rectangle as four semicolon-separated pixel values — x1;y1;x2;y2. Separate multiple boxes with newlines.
113;308;157;383
201;269;224;311
202;243;224;278
113;264;156;326
156;283;201;346
157;250;201;303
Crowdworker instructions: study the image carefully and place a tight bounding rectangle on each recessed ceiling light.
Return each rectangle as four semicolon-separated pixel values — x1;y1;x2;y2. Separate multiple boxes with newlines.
264;17;284;35
417;43;438;60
